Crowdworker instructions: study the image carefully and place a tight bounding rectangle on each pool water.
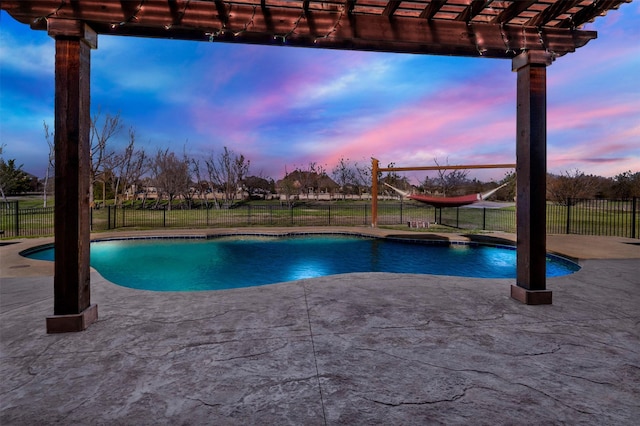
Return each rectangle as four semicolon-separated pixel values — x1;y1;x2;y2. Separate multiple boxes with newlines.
25;235;580;291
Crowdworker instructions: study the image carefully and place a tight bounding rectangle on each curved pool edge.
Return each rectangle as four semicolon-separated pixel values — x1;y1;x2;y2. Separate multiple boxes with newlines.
10;227;566;264
18;229;581;288
10;227;638;281
6;229;484;282
17;229;507;260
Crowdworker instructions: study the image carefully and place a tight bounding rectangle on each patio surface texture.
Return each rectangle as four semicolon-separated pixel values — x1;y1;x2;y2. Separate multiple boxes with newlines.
1;227;639;425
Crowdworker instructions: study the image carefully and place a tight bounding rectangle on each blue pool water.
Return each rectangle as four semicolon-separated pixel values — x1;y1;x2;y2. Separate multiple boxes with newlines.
25;235;580;291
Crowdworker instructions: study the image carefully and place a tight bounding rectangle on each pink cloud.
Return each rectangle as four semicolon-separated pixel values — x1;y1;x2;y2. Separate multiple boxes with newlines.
548;121;640;177
549;102;638;133
315;77;516;169
188;49;372;142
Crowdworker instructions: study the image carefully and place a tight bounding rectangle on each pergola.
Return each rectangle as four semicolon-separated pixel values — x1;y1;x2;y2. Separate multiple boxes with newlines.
2;0;630;332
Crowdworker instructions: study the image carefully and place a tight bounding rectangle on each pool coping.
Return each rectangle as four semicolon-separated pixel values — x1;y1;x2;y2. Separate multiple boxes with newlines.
2;226;639;279
18;231;581;290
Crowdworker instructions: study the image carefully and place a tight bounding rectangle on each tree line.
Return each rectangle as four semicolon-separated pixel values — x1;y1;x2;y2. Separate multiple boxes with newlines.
1;112;639;208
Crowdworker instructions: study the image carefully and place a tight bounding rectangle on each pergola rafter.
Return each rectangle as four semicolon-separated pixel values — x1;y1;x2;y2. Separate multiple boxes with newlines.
1;0;630;332
4;0;628;58
456;0;487;23
525;0;582;27
382;0;402;17
420;0;447;20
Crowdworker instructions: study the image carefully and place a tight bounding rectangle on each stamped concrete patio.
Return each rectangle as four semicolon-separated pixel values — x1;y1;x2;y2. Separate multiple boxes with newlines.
1;229;639;425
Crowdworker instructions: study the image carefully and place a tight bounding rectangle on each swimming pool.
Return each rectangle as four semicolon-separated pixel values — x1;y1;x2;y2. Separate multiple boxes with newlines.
24;234;580;291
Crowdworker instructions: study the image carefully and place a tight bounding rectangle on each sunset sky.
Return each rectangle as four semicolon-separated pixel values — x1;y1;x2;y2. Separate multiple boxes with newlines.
1;2;638;184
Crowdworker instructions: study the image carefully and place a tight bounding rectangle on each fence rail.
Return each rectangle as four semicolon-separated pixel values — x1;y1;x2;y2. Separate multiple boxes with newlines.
1;198;638;239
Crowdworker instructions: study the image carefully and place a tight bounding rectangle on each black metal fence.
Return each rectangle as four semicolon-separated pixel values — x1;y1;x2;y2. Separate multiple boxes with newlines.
546;198;638;237
0;202;55;238
1;198;638;239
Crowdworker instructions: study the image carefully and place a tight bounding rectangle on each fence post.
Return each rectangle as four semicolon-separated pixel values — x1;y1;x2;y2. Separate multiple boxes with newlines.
364;204;368;225
482;208;487;230
632;197;637;239
566;198;571;234
163;207;167;227
14;201;19;237
328;205;331;225
400;199;403;224
247;204;251;225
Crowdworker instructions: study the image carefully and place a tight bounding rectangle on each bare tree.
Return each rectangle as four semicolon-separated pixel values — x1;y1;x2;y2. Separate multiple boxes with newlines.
381;162;411;198
138;176;154;208
90;110;122;207
284;162;330;200
107;129;147;205
191;158;210;208
205;147;250;206
42;122;55;207
433;158;470;196
0;145;9;204
548;169;609;205
244;174;273;199
332;158;357;200
497;171;517;202
353;160;372;199
180;152;196;209
298;162;321;199
312;164;337;199
420;175;439;194
122;144;148;203
151;148;190;210
612;171;640;198
277;166;300;207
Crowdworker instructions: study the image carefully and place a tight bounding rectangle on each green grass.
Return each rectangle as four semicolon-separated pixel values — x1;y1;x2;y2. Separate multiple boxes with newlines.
2;195;53;209
2;198;637;239
546;201;637;236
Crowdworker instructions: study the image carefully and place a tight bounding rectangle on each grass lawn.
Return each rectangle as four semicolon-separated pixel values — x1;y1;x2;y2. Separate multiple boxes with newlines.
2;196;637;239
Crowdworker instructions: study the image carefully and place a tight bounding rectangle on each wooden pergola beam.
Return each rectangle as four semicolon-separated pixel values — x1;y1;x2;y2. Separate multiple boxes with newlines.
456;0;487;22
491;0;537;24
526;0;582;27
4;0;599;58
382;1;402;18
419;0;446;20
376;163;516;172
559;0;627;28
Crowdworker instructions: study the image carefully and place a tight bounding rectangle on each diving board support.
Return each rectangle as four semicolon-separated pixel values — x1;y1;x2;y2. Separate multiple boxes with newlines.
46;19;98;333
511;50;553;305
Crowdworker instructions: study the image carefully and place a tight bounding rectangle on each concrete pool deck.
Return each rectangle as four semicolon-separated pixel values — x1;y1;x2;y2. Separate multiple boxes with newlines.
1;228;639;424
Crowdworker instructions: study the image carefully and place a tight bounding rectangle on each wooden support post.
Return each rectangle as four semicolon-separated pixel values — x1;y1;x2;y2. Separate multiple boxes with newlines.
46;20;98;333
511;51;553;305
371;158;379;227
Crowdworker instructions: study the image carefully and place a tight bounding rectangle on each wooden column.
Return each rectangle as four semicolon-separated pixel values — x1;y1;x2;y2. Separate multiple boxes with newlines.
511;51;553;305
371;158;379;227
46;20;98;333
